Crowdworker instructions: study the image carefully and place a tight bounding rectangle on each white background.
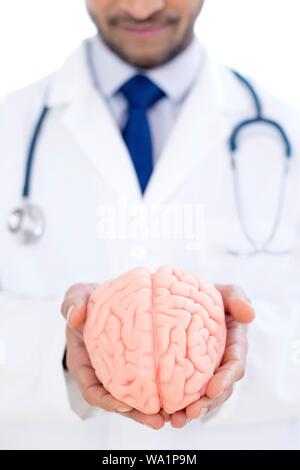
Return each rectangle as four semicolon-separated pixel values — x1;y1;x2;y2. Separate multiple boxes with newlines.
0;0;299;106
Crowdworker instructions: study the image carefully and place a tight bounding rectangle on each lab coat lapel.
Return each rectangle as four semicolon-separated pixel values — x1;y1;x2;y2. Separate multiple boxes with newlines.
47;41;237;206
61;90;141;202
144;55;231;205
47;43;141;203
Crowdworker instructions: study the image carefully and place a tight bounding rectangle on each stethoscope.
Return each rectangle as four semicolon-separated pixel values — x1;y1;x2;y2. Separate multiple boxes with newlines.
7;43;293;254
228;71;292;256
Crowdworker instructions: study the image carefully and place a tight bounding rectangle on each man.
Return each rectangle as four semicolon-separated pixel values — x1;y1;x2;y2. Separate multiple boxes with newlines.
0;0;299;450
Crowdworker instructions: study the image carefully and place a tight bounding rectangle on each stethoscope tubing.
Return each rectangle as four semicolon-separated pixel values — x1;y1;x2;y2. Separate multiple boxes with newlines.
228;70;292;256
7;42;294;251
23;106;50;198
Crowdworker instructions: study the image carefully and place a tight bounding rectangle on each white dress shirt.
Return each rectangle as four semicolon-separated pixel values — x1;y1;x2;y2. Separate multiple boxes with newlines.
90;34;204;164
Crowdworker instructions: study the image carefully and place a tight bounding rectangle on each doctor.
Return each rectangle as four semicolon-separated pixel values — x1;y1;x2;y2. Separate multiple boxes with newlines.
1;0;300;450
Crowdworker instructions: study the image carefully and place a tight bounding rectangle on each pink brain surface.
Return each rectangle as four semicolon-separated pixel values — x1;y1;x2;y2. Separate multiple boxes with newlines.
83;266;227;415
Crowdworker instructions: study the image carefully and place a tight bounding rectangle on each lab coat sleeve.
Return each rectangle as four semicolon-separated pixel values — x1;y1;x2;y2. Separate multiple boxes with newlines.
0;288;106;421
0;292;78;421
0;94;99;423
203;298;300;426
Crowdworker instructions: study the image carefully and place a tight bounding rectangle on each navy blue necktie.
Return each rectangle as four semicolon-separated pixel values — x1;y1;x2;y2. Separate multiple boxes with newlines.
120;75;166;194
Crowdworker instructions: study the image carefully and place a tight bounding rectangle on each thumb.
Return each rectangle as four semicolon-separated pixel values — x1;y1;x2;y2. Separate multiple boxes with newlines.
61;283;97;329
216;285;255;324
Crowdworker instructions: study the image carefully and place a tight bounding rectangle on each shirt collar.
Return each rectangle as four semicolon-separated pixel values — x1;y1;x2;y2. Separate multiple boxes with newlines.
46;35;246;116
90;34;204;103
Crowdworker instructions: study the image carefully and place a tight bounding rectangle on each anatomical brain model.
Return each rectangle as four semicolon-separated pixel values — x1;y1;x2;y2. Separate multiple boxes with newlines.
84;266;227;415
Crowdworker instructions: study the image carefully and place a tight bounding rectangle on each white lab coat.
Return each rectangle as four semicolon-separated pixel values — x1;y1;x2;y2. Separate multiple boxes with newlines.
0;38;300;450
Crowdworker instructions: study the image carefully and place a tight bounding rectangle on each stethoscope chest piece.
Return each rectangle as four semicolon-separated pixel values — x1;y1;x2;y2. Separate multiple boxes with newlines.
7;202;45;244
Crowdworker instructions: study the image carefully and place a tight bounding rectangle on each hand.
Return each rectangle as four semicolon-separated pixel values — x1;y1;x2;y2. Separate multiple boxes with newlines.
61;282;254;430
169;285;255;428
61;283;166;430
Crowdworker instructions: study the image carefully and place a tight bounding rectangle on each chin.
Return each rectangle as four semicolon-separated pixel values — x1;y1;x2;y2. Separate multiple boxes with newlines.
115;44;181;69
125;53;170;69
100;30;188;69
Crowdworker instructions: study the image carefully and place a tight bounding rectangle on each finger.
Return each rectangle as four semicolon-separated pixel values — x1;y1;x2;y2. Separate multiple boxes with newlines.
214;386;233;408
170;410;188;429
206;322;247;399
61;283;96;329
216;285;255;324
160;410;171;422
76;363;133;412
186;386;234;420
206;360;244;399
120;409;166;430
205;386;234;416
186;396;213;420
66;302;87;330
74;354;163;428
68;335;132;412
66;328;133;413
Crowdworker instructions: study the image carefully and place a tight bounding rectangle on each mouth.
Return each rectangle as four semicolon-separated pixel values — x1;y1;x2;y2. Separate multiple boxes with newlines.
116;22;172;38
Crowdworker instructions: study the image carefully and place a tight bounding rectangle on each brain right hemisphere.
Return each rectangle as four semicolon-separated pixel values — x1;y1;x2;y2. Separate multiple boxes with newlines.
84;266;227;415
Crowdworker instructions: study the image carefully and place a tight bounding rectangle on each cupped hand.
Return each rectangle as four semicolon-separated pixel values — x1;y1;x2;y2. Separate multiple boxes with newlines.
170;285;255;428
61;283;166;430
61;282;254;430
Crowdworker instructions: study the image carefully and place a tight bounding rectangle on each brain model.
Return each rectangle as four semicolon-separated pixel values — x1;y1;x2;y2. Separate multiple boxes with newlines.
84;266;226;415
